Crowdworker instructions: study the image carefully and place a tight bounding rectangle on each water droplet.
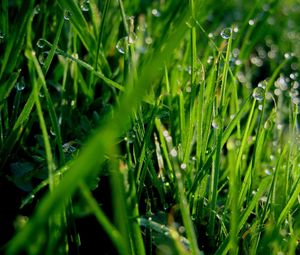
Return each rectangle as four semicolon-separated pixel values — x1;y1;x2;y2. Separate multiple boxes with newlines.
166;136;172;142
163;130;169;137
248;19;255;26
145;36;153;45
212;118;220;129
258;104;263;111
186;86;191;93
284;52;294;59
39;90;45;98
233;26;239;33
128;33;137;44
80;0;90;12
220;27;232;39
116;37;127;54
50;128;56;136
258;81;267;89
151;9;161;17
180;163;187;170
63;143;76;153
33;5;41;15
292;97;300;105
148;217;152;221
208;33;214;38
36;39;45;49
0;31;5;43
252;87;264;101
38;51;49;65
178;226;185;234
16;77;25;91
71;53;79;59
265;169;271;175
170;148;177;157
64;10;72;21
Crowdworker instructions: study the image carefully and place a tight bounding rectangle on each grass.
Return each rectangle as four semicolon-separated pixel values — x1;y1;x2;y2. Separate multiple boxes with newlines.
0;0;300;254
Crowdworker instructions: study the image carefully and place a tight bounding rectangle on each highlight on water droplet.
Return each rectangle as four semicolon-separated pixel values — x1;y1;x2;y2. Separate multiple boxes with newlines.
151;9;161;17
180;163;187;170
116;37;127;54
80;0;90;12
0;31;5;43
212;117;221;129
220;27;232;39
16;77;25;91
252;87;265;101
38;51;49;65
36;39;46;49
170;148;178;157
33;5;41;15
64;10;72;21
248;19;255;26
128;33;137;44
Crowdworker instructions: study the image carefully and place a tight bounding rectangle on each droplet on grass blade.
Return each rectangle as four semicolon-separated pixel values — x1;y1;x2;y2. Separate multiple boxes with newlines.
64;10;72;21
33;5;41;15
170;148;177;157
151;9;161;17
116;37;127;54
220;27;232;39
16;77;25;91
81;0;90;12
252;87;264;101
248;19;255;26
38;51;49;65
212;118;221;129
180;163;187;170
36;39;46;49
0;31;5;43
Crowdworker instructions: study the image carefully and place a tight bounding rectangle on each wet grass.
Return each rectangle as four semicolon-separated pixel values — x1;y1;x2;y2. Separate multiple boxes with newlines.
0;0;300;254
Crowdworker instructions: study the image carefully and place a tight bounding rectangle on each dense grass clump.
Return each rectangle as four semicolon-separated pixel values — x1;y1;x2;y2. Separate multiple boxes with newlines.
0;0;299;254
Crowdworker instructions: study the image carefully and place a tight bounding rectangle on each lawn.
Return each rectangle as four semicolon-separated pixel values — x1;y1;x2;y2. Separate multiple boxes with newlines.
0;0;299;254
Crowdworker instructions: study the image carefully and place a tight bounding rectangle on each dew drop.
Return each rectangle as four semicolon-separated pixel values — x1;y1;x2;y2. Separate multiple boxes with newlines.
50;128;56;136
39;90;45;98
258;104;263;111
178;226;185;234
252;87;264;101
145;36;153;45
284;52;293;59
166;136;172;142
0;31;5;43
16;77;26;91
163;130;169;137
151;9;161;17
248;19;255;26
170;148;177;157
33;5;41;15
265;169;271;175
128;33;137;44
36;39;45;49
116;37;127;54
180;163;187;170
38;51;49;65
220;27;232;39
292;97;300;105
64;10;72;21
212;118;220;129
80;0;90;12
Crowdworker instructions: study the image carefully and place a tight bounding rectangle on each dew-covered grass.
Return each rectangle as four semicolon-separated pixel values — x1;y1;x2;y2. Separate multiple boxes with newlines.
0;0;300;254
